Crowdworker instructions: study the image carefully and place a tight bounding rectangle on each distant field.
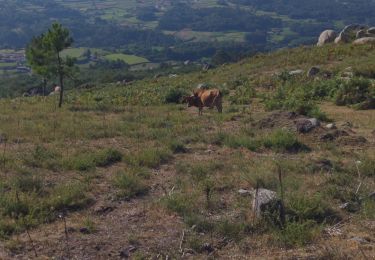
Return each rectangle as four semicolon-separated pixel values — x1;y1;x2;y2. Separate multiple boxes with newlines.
164;30;246;42
0;62;17;68
104;53;149;65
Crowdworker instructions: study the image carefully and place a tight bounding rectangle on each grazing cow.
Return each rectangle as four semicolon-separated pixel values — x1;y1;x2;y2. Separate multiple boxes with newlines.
183;88;222;115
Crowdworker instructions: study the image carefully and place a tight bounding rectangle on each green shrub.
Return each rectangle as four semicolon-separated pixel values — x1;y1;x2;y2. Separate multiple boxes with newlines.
94;148;122;167
216;220;244;241
335;77;374;108
169;139;187;153
287;195;340;224
65;148;122;171
229;85;256;105
263;130;307;153
212;132;260;151
125;148;172;168
275;220;320;247
114;170;149;199
0;220;15;239
23;145;61;171
48;182;90;211
11;175;43;193
163;193;194;216
164;88;189;104
358;156;375;177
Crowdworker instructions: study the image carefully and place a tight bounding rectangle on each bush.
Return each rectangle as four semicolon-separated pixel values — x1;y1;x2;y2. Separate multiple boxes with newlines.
164;88;189;104
169;139;187;153
23;145;61;171
275;220;320;247
65;148;122;171
229;85;256;105
94;148;122;167
263;130;307;153
48;182;90;211
287;195;340;224
125;148;172;168
335;77;374;108
114;170;149;199
163;193;194;216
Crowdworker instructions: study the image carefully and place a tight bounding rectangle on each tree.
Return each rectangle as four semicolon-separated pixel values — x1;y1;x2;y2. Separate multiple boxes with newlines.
26;34;54;96
26;22;76;107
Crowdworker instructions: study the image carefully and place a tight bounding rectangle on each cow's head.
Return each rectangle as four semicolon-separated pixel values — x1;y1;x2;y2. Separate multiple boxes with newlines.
182;93;200;107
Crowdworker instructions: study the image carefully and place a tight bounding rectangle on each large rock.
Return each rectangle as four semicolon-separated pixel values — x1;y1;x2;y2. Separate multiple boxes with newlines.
356;29;367;39
368;27;375;34
335;24;369;44
334;32;350;44
317;30;337;46
295;118;319;133
353;37;375;45
250;188;278;217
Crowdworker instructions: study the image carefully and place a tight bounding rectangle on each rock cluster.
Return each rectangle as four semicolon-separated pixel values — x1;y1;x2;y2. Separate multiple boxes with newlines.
317;24;375;46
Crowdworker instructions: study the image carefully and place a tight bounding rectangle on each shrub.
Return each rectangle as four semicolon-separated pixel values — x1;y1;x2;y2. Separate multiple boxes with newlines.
229;85;256;105
65;148;122;171
48;182;90;211
334;77;374;108
163;193;194;216
358;156;375;177
164;88;189;104
216;220;244;241
263;130;307;152
275;220;321;247
23;145;61;171
11;175;43;193
94;148;122;167
125;148;172;168
114;170;149;199
169;139;187;153
287;195;340;224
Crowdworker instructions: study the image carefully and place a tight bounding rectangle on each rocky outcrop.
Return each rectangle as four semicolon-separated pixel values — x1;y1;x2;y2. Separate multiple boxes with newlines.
317;30;337;46
318;24;375;45
353;37;375;45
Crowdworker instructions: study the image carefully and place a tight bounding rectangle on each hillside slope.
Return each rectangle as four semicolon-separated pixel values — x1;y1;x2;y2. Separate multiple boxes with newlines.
0;44;374;259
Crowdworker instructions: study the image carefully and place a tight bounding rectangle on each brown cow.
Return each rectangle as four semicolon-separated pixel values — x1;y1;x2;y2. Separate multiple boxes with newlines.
183;88;222;115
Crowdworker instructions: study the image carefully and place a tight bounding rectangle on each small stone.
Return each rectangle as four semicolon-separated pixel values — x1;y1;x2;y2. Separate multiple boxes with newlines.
79;227;90;234
307;66;320;77
289;69;304;76
238;189;251;196
201;243;214;253
326;123;336;129
120;246;137;258
341;121;353;128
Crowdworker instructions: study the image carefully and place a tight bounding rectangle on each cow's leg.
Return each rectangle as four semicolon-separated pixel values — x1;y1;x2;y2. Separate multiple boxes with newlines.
216;102;223;113
199;106;203;115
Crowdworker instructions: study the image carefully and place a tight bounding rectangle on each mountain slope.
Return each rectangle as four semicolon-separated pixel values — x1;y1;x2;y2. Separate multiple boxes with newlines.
0;43;374;258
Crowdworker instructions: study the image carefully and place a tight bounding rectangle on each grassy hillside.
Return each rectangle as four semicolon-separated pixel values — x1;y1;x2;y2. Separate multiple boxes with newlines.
0;43;374;258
